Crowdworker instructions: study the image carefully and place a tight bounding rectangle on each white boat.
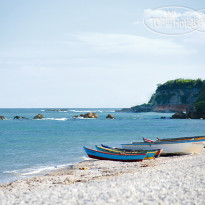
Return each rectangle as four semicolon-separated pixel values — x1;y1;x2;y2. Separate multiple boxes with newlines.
157;136;205;147
121;140;204;155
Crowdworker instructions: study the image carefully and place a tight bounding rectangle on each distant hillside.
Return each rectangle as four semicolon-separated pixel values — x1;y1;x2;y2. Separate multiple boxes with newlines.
117;79;205;113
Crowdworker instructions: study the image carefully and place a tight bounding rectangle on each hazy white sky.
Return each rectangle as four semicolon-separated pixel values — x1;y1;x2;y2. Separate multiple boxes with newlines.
0;0;205;108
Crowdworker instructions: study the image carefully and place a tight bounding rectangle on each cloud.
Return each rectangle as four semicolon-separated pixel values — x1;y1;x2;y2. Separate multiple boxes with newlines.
182;32;205;43
133;20;141;25
69;32;195;55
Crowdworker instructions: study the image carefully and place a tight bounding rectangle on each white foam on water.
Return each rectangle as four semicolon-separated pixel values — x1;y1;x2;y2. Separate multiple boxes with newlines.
3;170;19;174
3;164;73;177
41;110;45;111
21;167;56;176
70;110;92;113
43;118;67;121
77;118;96;120
71;116;97;120
96;110;102;113
70;110;103;113
80;156;91;161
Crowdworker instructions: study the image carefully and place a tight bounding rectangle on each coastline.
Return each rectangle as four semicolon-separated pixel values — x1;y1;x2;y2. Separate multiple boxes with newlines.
0;149;205;204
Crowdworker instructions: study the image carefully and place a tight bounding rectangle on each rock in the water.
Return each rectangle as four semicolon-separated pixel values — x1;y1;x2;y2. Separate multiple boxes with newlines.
72;115;79;119
33;114;44;119
14;116;21;119
171;105;205;119
186;106;204;119
171;111;186;119
160;116;166;119
106;114;115;119
0;116;5;120
22;117;29;120
80;112;98;118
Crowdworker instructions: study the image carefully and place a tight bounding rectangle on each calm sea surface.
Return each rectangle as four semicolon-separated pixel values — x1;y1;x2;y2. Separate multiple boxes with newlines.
0;108;205;183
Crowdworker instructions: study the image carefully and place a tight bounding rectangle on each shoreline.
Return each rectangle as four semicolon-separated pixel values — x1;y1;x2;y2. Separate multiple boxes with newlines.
0;149;205;204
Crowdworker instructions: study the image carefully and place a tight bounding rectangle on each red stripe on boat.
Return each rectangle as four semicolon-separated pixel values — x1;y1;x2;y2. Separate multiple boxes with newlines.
87;155;144;162
143;138;155;142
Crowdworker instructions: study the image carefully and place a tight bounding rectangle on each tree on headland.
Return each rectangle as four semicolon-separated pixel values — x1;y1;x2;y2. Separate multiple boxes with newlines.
156;78;204;91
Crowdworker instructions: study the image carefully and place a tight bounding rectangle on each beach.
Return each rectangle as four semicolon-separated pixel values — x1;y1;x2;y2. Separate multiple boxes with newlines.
0;149;204;205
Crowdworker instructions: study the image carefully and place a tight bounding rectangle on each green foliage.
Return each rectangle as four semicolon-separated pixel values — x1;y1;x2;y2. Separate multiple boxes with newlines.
196;83;205;102
132;103;152;109
180;95;188;104
157;78;204;91
148;94;155;103
141;103;152;107
194;101;205;113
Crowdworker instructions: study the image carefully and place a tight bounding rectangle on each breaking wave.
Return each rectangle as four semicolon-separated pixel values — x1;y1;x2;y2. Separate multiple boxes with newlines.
70;110;102;113
3;164;73;177
43;118;67;121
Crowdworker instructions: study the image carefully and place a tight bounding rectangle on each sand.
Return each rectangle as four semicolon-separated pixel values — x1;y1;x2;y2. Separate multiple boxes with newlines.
0;150;205;205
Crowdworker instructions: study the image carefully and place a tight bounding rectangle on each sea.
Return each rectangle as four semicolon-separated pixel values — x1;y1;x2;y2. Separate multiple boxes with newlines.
0;108;205;184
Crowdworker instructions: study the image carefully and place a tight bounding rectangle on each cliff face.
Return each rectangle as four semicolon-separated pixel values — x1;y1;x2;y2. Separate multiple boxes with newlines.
151;88;201;112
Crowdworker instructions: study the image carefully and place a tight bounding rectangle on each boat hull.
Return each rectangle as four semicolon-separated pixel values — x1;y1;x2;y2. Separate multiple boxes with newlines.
100;144;163;158
95;145;157;159
84;147;146;162
121;140;204;155
157;136;205;147
157;136;205;142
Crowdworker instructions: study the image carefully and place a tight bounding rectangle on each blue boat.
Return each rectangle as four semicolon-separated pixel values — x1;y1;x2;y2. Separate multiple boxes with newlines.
95;145;157;159
100;144;163;158
83;146;147;162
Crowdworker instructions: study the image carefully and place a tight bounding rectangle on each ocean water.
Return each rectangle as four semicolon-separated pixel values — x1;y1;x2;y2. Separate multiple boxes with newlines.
0;108;205;183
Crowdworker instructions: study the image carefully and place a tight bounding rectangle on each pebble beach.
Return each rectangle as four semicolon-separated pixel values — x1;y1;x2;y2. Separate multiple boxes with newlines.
0;149;204;205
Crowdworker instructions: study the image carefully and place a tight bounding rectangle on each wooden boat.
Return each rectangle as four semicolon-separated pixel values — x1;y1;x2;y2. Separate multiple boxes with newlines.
121;140;204;155
156;136;205;145
156;136;205;141
83;146;147;162
96;145;161;159
101;144;163;158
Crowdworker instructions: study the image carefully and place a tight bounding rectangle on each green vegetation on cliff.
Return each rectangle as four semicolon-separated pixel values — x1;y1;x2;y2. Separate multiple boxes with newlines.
148;94;155;103
196;83;205;102
194;83;205;113
157;78;204;91
195;101;205;113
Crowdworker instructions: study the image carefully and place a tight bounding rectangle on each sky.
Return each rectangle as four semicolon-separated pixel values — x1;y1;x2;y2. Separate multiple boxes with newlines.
0;0;205;108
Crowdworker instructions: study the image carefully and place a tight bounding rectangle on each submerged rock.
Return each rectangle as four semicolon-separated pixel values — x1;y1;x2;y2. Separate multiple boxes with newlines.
171;111;186;119
80;112;98;118
22;117;29;120
33;114;44;119
14;116;21;120
13;116;29;120
72;115;79;119
0;116;5;120
160;116;166;119
106;114;115;119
